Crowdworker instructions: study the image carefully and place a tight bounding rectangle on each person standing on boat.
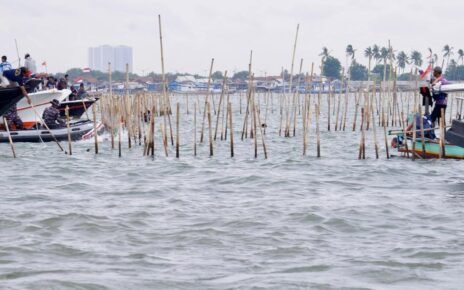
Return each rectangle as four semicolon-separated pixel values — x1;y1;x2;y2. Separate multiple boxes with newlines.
430;66;450;126
24;54;37;74
42;99;65;129
1;67;33;130
57;74;69;90
0;56;13;74
76;83;88;99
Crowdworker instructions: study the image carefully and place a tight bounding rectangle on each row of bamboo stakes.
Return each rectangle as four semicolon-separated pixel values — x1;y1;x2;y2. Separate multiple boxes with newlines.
3;18;460;161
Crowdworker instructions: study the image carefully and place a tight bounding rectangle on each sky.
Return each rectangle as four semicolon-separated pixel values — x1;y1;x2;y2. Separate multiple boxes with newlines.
2;0;464;76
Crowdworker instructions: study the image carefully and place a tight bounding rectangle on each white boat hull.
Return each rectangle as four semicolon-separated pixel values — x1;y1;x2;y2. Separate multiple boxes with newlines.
1;89;71;128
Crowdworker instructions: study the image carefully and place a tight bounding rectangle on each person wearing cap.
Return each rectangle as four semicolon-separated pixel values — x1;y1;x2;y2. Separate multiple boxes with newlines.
42;99;65;129
24;53;37;74
430;66;450;125
0;55;13;74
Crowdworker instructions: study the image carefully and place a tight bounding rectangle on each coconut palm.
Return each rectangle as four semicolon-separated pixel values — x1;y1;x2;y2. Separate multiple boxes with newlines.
458;49;464;65
396;51;409;74
372;45;381;63
364;46;374;81
320;47;330;61
345;44;356;77
380;47;389;81
410;50;423;67
442;44;453;69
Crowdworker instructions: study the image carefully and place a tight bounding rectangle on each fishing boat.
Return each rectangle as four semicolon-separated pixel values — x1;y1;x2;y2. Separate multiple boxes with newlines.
396;138;464;159
58;98;97;119
0;120;95;143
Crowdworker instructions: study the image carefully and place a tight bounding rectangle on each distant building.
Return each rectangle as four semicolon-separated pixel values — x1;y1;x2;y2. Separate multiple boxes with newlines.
88;45;133;73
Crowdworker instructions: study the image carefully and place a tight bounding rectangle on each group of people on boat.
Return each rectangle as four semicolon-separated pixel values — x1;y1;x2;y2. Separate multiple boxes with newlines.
392;66;449;148
1;53;87;130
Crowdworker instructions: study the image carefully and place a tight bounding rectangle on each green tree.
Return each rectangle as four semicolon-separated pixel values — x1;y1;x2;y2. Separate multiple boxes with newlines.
232;71;249;81
372;45;381;63
446;65;464;80
320;47;330;61
345;44;355;75
379;47;389;81
212;71;223;80
457;49;464;65
410;50;423;67
349;60;368;81
364;46;374;80
323;56;342;79
396;51;409;73
372;64;391;81
443;44;453;69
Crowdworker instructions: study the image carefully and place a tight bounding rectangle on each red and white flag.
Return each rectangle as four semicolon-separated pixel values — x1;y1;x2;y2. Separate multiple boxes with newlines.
420;64;432;80
82;67;91;73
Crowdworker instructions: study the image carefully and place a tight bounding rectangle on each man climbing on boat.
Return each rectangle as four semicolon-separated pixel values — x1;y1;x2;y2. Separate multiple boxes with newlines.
0;67;33;130
430;66;450;126
42;99;65;129
391;113;436;148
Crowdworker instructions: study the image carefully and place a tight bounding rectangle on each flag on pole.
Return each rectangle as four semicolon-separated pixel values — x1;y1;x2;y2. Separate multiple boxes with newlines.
419;64;432;80
82;67;91;73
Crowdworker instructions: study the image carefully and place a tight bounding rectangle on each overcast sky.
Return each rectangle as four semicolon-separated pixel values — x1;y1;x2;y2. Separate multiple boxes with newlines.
2;0;464;75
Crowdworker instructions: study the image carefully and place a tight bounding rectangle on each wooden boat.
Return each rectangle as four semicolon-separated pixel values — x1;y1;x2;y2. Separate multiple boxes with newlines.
58;98;97;119
0;120;94;143
398;138;464;159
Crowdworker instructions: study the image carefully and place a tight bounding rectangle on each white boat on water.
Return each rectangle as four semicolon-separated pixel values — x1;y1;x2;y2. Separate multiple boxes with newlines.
1;89;71;129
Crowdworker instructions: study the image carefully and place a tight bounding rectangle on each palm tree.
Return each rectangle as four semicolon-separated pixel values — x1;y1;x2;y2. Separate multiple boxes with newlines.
364;46;374;81
372;45;381;63
346;44;356;78
442;44;453;69
380;47;389;81
410;50;423;67
320;47;329;61
396;51;409;74
458;49;464;65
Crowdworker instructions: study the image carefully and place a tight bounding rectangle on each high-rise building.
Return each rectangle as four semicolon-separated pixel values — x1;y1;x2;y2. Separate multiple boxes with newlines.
88;45;133;73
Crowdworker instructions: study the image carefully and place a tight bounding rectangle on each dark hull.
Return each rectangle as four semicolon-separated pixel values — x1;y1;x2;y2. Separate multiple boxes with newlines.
445;120;464;148
58;100;96;118
0;87;23;116
0;120;94;143
0;79;42;116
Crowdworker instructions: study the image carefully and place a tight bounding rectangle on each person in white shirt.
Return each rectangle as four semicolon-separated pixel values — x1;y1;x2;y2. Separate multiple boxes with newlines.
24;53;36;74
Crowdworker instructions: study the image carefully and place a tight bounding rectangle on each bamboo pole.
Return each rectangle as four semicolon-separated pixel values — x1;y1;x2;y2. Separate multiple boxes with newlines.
194;102;197;157
65;106;72;156
176;102;180;158
158;14;174;146
440;107;446;158
401;111;410;159
419;105;426;158
200;58;214;143
228;102;234;157
92;102;98;154
316;103;321;157
118;117;122;158
3;117;16;158
208;102;213;156
214;70;228;140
